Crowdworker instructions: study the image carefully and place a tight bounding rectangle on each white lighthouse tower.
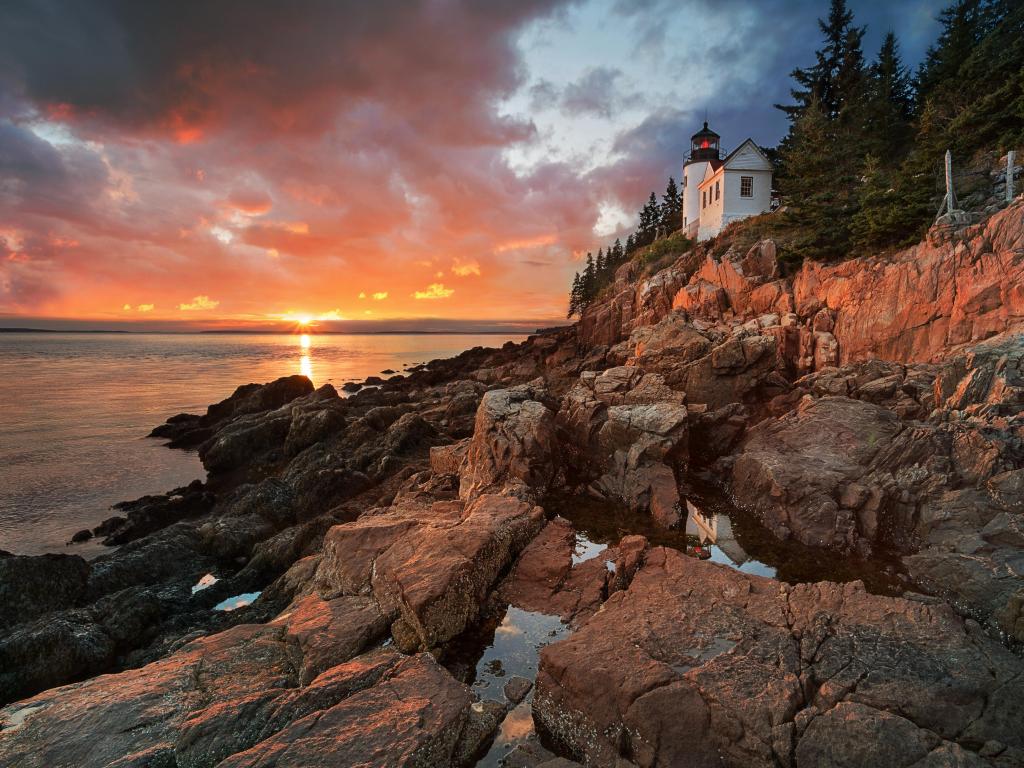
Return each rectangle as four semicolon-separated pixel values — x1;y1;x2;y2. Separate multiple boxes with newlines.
682;121;721;238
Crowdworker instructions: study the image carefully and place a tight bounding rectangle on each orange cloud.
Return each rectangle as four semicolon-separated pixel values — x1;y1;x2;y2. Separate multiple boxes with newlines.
179;295;219;311
451;259;481;277
225;189;273;216
413;283;454;300
372;291;388;300
494;234;558;252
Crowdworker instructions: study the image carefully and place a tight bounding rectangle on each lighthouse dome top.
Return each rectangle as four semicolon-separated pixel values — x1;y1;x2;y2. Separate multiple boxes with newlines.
691;121;720;142
687;121;721;164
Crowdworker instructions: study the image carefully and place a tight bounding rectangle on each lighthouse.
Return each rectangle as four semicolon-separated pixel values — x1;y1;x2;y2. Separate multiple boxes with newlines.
682;121;721;238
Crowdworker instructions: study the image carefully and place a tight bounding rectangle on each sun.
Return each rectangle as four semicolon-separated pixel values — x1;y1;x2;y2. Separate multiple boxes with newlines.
296;314;313;326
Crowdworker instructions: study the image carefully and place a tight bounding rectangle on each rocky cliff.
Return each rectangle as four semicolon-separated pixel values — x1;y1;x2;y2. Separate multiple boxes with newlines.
2;202;1023;767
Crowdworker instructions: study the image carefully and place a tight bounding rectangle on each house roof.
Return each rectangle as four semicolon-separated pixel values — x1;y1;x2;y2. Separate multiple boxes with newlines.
721;138;773;170
697;139;771;188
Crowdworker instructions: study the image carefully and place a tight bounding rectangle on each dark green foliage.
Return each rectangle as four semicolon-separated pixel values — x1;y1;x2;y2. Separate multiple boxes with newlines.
776;0;866;126
661;177;683;233
780;100;863;260
777;0;1021;259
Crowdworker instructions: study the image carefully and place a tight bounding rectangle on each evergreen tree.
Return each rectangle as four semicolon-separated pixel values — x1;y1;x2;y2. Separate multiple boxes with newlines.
595;247;606;281
624;233;636;255
582;252;596;304
612;238;624;265
915;0;988;106
661;177;683;233
780;99;861;260
567;272;582;318
850;155;916;251
776;0;866;124
636;192;660;246
860;32;914;159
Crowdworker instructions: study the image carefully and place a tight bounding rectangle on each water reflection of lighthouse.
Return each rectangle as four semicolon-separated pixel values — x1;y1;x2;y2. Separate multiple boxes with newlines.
684;499;751;566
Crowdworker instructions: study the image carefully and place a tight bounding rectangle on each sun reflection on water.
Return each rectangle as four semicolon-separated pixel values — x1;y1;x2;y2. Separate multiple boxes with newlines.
297;334;314;382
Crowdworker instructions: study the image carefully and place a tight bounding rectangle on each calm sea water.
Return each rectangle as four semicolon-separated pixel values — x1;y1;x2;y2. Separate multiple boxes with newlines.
0;332;524;556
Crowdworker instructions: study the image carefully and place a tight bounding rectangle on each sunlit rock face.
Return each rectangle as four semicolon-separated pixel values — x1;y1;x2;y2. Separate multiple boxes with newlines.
534;548;1024;768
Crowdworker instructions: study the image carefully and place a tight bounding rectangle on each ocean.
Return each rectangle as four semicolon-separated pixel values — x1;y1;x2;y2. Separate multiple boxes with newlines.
0;332;525;556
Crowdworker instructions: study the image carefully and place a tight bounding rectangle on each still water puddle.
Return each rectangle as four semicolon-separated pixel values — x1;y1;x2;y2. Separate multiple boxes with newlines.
214;591;261;611
546;481;905;596
571;531;606;565
191;573;219;594
446;606;569;766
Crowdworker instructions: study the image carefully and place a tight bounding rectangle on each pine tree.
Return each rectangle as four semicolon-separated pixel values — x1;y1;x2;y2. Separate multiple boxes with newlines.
915;0;988;107
612;238;624;265
776;0;866;125
661;177;682;233
595;247;606;282
636;192;660;247
860;32;914;159
582;252;596;305
567;272;582;318
780;99;860;260
624;233;636;255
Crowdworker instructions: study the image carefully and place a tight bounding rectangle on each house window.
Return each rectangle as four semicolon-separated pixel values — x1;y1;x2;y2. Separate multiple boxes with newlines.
682;176;687;187
715;181;720;201
740;176;754;197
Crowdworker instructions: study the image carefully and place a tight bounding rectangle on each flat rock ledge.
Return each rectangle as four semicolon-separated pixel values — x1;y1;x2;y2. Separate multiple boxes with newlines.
534;547;1024;768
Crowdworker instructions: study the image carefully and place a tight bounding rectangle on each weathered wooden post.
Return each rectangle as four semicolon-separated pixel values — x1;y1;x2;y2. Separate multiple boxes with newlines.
1008;151;1016;202
944;149;957;211
935;149;958;222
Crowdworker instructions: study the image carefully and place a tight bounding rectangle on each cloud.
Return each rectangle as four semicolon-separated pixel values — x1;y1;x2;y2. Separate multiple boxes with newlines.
179;295;219;311
0;0;944;327
358;292;367;299
372;291;388;300
451;259;481;277
561;67;642;118
123;303;131;310
413;283;455;300
528;79;560;112
137;303;154;312
225;189;273;215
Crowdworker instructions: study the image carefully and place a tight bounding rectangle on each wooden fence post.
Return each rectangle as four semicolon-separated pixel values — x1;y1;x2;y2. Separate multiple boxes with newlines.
945;149;957;211
935;150;958;222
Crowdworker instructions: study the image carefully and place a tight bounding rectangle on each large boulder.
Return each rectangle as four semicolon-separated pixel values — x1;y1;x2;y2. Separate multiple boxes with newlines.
628;313;786;410
459;384;558;502
533;548;1024;768
314;493;544;652
731;395;949;553
558;367;688;528
0;552;89;631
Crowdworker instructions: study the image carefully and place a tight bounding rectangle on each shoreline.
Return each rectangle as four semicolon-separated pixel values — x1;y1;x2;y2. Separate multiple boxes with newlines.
3;204;1024;767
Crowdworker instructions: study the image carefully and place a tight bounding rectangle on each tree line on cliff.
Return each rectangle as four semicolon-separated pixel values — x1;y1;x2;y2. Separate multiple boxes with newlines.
778;0;1023;261
568;0;1023;317
567;178;683;318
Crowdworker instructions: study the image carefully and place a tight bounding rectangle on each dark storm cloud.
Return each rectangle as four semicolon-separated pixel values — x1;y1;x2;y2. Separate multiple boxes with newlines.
0;0;568;141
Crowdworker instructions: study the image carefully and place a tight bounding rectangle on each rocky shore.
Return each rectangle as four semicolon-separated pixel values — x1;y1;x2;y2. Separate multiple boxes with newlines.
2;201;1023;766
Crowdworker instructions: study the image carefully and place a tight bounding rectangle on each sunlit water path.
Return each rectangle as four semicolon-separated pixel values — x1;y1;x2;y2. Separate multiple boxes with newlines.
0;331;524;555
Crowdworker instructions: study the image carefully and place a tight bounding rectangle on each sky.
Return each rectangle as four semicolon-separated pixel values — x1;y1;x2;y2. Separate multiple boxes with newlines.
0;0;946;331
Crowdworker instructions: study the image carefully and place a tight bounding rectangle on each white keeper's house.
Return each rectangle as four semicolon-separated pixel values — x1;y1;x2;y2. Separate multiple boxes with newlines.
682;121;774;241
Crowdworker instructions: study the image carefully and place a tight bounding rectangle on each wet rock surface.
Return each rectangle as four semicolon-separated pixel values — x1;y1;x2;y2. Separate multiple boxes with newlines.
4;205;1024;765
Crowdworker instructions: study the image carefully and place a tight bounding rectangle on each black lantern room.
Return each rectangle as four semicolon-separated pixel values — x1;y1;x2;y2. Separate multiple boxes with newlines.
686;121;720;164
